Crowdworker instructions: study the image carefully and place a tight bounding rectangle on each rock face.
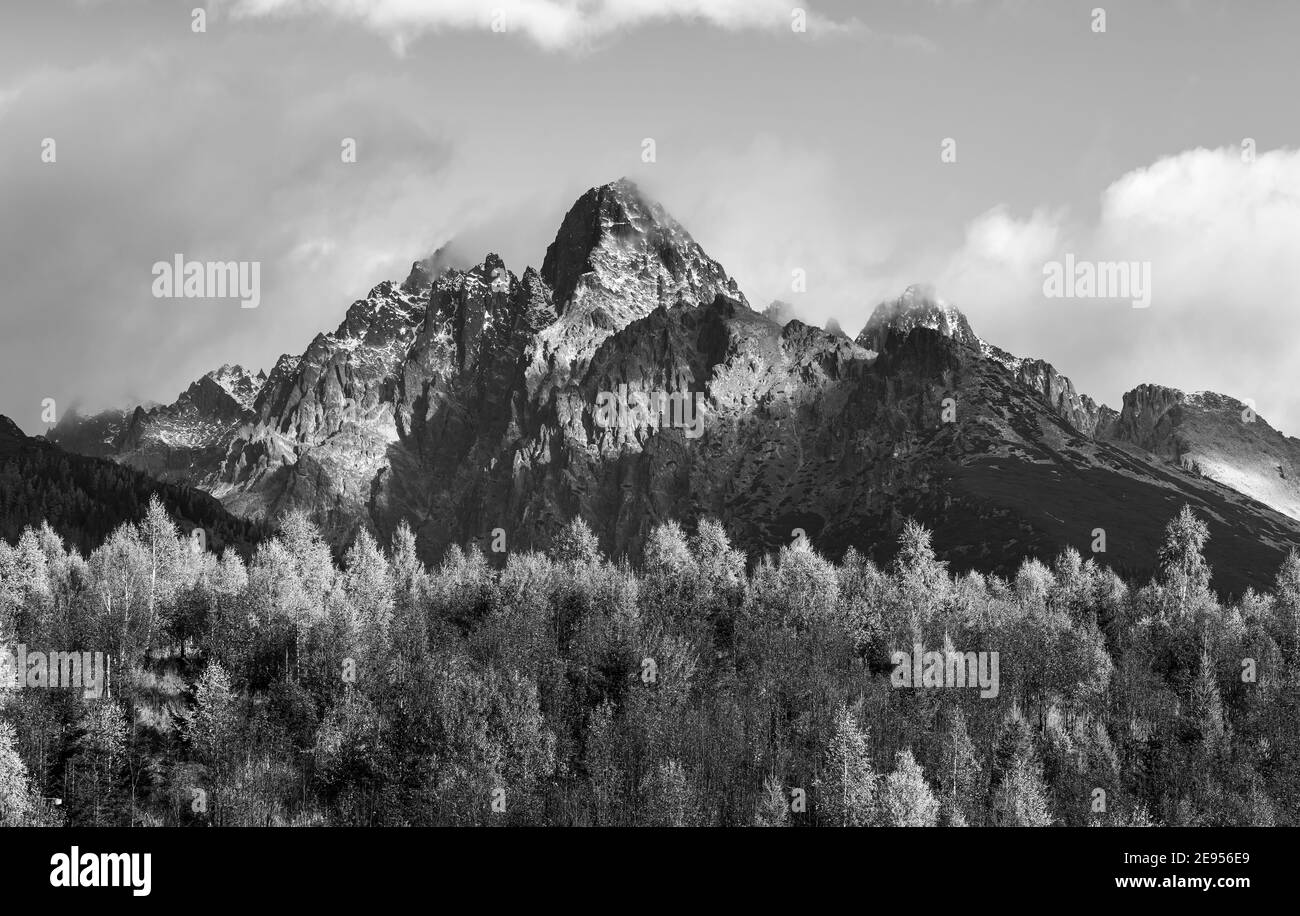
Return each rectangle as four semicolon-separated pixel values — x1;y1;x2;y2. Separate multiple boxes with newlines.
49;179;1300;595
1101;385;1300;522
981;345;1115;438
860;285;1113;437
529;178;745;402
50;365;263;483
217;274;429;535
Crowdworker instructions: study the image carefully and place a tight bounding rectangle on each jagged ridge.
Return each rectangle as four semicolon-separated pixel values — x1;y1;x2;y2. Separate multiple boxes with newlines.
45;180;1300;595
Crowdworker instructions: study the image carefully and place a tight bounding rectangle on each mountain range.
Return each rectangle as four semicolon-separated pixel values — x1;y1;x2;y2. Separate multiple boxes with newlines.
0;414;267;556
30;178;1300;596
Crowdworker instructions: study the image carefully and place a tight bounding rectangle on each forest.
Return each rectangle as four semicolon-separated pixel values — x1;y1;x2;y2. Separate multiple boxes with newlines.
0;440;270;558
0;497;1295;827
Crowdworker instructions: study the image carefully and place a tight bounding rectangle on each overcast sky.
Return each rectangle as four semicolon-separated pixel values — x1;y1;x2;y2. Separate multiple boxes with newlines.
2;0;1300;434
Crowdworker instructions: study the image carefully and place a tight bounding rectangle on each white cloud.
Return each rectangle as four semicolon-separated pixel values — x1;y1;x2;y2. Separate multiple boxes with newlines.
960;205;1062;266
937;204;1065;313
645;135;898;329
0;51;478;427
219;0;860;52
933;146;1300;433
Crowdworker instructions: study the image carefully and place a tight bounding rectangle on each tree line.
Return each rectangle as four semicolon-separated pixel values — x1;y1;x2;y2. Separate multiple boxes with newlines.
0;498;1295;826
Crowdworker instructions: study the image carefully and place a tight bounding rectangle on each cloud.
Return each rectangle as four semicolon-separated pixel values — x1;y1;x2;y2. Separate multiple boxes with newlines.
959;205;1062;266
640;135;899;331
938;204;1064;309
218;0;862;53
934;146;1300;434
0;50;480;431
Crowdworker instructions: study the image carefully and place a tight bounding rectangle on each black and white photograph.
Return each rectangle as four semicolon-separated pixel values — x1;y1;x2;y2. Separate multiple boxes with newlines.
0;0;1292;900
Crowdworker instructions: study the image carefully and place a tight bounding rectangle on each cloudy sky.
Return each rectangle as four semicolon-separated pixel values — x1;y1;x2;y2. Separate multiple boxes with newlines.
2;0;1299;434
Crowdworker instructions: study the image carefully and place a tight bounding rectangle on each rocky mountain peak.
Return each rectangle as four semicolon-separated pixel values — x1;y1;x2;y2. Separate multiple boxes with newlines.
202;364;262;413
403;261;433;293
540;178;746;321
517;266;558;329
1101;383;1300;521
402;243;461;294
1185;390;1252;413
333;280;426;347
265;353;301;386
1108;383;1269;449
42;177;1300;599
1110;383;1187;447
422;254;525;374
856;284;979;352
527;179;748;399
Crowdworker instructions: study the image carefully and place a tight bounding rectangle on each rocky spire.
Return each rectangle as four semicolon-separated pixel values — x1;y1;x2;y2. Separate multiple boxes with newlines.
541;177;746;323
856;283;979;352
